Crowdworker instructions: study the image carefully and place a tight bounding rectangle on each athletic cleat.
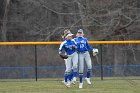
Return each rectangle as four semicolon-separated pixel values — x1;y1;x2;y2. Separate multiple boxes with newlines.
72;78;76;84
71;80;76;85
85;78;91;85
62;81;70;88
66;81;71;87
71;77;76;85
79;83;83;88
73;77;76;81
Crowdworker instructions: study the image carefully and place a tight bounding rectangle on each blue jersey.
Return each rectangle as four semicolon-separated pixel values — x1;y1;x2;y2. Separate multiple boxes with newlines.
59;39;77;55
74;37;93;53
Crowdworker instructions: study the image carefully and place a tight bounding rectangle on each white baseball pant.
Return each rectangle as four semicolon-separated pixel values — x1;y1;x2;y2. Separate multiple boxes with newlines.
78;51;92;73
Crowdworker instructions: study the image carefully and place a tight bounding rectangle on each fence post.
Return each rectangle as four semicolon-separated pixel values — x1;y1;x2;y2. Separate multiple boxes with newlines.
100;44;103;80
34;45;38;81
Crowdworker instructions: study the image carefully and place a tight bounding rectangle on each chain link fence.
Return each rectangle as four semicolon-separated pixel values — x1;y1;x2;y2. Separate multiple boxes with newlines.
0;44;139;81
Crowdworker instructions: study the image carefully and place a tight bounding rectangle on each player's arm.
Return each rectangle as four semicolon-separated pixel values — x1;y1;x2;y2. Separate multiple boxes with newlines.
59;42;64;54
85;39;93;51
59;41;68;59
86;39;98;56
72;39;78;49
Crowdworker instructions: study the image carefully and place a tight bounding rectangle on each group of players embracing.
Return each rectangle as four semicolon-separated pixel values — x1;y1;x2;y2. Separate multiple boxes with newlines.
59;29;98;89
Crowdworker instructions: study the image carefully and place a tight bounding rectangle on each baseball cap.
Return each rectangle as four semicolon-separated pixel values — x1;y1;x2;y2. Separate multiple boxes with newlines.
77;29;83;33
65;33;74;38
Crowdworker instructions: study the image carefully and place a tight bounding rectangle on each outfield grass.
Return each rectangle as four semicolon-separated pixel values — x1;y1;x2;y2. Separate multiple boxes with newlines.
0;77;140;93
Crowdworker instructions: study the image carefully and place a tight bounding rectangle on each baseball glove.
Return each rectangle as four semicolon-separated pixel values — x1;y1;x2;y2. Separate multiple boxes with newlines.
60;54;68;59
92;48;98;56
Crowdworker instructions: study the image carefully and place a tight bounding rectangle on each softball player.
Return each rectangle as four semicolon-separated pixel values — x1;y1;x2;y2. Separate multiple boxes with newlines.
59;33;78;87
74;29;98;88
61;29;75;85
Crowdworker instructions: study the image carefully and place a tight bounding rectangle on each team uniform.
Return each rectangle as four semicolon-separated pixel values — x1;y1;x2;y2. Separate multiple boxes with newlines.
74;29;95;88
59;34;78;87
61;30;76;85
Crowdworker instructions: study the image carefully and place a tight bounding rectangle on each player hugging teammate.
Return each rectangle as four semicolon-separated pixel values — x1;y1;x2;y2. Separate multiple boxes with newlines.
59;29;98;88
59;29;78;88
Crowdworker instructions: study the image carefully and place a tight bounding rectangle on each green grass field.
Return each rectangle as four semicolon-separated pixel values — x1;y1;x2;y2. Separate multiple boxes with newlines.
0;77;140;93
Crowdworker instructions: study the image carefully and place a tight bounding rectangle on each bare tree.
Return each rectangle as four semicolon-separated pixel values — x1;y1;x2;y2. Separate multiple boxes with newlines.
1;0;11;41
